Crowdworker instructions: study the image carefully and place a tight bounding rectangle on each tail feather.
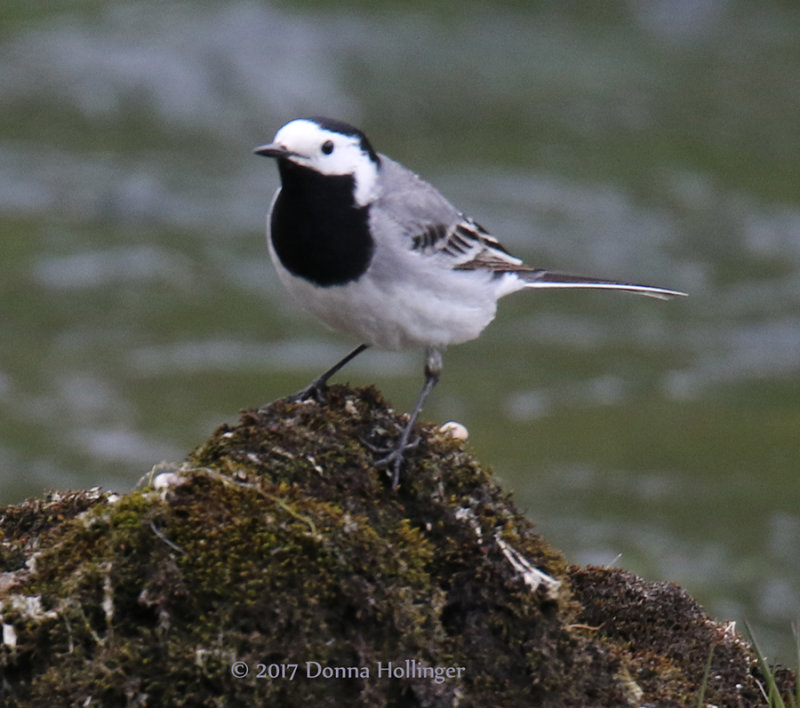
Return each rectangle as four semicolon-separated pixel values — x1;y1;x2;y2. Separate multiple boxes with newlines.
517;269;687;300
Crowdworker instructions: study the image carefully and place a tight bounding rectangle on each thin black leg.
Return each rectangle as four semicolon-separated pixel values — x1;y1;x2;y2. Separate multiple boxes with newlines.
375;347;443;489
290;343;370;402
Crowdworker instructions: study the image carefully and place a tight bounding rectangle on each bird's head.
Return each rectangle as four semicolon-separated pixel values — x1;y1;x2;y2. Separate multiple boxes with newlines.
255;117;381;206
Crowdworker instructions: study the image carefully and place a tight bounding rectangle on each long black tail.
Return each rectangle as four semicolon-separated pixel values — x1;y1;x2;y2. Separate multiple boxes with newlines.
516;269;687;300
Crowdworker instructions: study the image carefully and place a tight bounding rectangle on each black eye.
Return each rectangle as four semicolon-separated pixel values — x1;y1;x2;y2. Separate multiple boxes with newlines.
321;140;334;155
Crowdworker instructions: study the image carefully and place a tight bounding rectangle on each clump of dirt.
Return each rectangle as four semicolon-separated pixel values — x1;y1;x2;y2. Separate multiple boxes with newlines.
0;385;793;706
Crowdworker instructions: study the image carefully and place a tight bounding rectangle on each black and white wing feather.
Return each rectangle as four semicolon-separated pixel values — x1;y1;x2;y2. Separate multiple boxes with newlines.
410;216;524;270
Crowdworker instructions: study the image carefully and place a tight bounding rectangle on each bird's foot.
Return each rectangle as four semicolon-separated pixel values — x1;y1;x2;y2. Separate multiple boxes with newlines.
362;426;421;490
284;344;370;405
286;378;329;404
256;378;328;414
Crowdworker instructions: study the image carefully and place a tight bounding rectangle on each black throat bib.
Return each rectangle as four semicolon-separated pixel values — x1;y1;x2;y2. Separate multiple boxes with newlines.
270;160;375;287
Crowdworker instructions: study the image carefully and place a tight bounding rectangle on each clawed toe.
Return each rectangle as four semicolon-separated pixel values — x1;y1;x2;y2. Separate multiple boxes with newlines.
281;344;371;406
374;436;421;460
361;431;421;490
359;422;412;453
287;380;328;404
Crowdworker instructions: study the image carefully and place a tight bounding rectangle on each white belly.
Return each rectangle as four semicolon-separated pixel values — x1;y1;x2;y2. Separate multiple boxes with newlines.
269;238;504;351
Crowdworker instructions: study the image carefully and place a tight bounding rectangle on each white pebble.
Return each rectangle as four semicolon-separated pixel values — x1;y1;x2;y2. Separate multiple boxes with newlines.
153;472;185;490
439;421;468;440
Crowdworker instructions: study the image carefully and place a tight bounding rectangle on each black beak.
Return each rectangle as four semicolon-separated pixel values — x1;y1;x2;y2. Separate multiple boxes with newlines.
253;142;296;159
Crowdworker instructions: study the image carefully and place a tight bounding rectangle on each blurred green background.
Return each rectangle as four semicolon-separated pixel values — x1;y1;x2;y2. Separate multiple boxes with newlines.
2;0;799;663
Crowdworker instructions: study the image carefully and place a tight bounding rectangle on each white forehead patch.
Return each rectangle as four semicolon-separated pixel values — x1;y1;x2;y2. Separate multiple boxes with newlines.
271;119;380;206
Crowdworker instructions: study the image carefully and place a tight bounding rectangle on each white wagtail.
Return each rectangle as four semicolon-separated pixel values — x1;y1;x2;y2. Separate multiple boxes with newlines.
255;117;686;487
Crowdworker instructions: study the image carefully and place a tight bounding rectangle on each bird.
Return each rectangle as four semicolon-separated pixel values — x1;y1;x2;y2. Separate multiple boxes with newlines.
254;117;686;488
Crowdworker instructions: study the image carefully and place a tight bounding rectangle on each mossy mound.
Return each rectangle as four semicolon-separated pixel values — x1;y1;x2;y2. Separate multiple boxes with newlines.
0;385;793;706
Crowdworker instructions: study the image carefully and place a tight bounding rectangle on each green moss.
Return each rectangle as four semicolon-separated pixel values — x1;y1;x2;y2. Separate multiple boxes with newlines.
0;385;794;706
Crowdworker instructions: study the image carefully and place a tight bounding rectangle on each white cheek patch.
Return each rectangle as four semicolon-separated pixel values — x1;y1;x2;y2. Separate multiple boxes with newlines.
352;158;380;206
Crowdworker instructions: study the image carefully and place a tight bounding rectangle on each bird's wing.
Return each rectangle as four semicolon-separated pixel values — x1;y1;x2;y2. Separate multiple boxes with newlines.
375;156;524;270
374;156;686;299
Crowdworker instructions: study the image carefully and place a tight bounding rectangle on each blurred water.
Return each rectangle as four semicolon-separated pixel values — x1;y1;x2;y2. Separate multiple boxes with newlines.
1;0;799;663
